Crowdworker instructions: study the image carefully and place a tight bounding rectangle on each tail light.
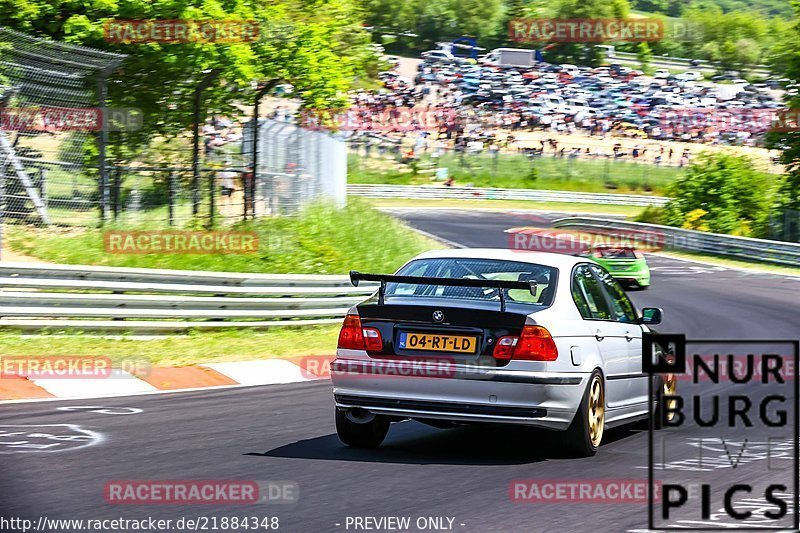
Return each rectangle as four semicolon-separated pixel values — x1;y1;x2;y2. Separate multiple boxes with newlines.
492;326;558;361
338;314;364;350
337;314;383;352
493;336;518;360
363;328;383;351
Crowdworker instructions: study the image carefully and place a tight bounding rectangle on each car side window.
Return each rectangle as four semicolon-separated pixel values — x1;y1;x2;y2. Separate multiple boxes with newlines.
572;265;612;320
590;265;638;323
572;283;592;319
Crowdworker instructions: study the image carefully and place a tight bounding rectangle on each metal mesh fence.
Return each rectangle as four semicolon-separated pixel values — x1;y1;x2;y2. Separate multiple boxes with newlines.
106;166;253;228
0;26;126;227
0;28;346;241
245;117;346;216
106;117;347;228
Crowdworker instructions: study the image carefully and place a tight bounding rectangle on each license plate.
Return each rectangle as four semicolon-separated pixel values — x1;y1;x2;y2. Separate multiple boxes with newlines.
398;332;478;354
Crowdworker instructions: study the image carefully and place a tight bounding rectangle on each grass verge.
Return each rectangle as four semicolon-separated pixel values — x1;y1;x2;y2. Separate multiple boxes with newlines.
349;152;684;196
0;326;340;367
6;200;442;274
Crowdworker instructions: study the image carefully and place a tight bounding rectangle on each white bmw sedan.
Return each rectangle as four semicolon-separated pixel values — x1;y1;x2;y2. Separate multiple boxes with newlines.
331;249;672;456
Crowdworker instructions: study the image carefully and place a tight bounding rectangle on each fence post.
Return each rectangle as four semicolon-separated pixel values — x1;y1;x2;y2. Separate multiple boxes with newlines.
97;76;110;226
168;172;176;227
251;80;279;220
39;165;48;211
0;153;5;261
192;68;222;217
208;170;215;229
112;166;121;221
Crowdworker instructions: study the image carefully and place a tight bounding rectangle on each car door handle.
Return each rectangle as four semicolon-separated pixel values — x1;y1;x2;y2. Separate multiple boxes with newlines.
625;332;634;342
594;330;605;341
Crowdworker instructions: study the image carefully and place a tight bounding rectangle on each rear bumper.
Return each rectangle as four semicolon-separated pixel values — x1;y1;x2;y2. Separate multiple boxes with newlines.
612;272;650;286
331;358;589;430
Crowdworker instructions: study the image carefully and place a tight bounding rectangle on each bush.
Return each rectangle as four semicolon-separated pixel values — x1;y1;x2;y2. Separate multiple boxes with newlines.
634;206;664;224
661;153;773;237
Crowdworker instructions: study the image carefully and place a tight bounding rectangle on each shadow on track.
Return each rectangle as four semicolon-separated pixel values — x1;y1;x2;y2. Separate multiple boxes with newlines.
247;421;642;466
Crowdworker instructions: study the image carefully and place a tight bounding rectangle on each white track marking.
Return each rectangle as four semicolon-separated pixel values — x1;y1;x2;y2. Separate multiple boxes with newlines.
57;406;142;415
0;424;103;453
29;369;158;398
202;360;321;386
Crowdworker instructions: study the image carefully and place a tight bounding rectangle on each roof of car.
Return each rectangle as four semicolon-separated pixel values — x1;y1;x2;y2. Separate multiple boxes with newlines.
411;248;587;269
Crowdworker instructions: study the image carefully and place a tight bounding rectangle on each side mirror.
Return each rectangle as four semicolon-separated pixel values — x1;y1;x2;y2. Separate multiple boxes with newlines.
640;307;663;325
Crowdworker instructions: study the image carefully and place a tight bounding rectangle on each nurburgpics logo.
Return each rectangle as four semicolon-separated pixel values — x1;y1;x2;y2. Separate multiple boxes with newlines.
644;335;799;530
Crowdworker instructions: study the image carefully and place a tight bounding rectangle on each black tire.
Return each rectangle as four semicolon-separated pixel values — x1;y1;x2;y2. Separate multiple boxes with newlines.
563;370;604;457
335;408;390;448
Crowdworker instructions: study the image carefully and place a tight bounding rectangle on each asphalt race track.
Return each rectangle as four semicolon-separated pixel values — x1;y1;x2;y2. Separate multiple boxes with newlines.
2;208;799;533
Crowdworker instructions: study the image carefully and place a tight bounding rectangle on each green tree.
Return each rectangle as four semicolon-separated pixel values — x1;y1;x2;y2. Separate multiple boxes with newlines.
0;0;370;162
671;6;777;69
718;38;761;71
662;153;773;237
547;0;631;65
364;0;504;50
766;1;800;239
636;41;652;73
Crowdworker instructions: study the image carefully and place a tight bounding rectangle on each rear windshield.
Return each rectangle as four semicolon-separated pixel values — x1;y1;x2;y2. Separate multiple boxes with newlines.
385;258;557;306
595;248;637;259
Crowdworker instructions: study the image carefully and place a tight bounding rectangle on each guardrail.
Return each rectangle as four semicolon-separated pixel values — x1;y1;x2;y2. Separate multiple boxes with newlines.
613;51;771;76
348;184;670;207
0;263;377;332
551;217;800;267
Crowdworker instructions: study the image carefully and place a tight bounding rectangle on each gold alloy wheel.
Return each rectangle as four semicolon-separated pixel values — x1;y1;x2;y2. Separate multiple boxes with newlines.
663;374;678;421
587;375;605;447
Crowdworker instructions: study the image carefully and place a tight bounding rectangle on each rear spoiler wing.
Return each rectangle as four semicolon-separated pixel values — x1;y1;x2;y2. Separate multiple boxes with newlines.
349;271;537;313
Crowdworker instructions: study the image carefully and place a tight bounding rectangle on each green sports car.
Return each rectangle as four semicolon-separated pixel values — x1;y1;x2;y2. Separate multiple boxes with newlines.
584;245;650;289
